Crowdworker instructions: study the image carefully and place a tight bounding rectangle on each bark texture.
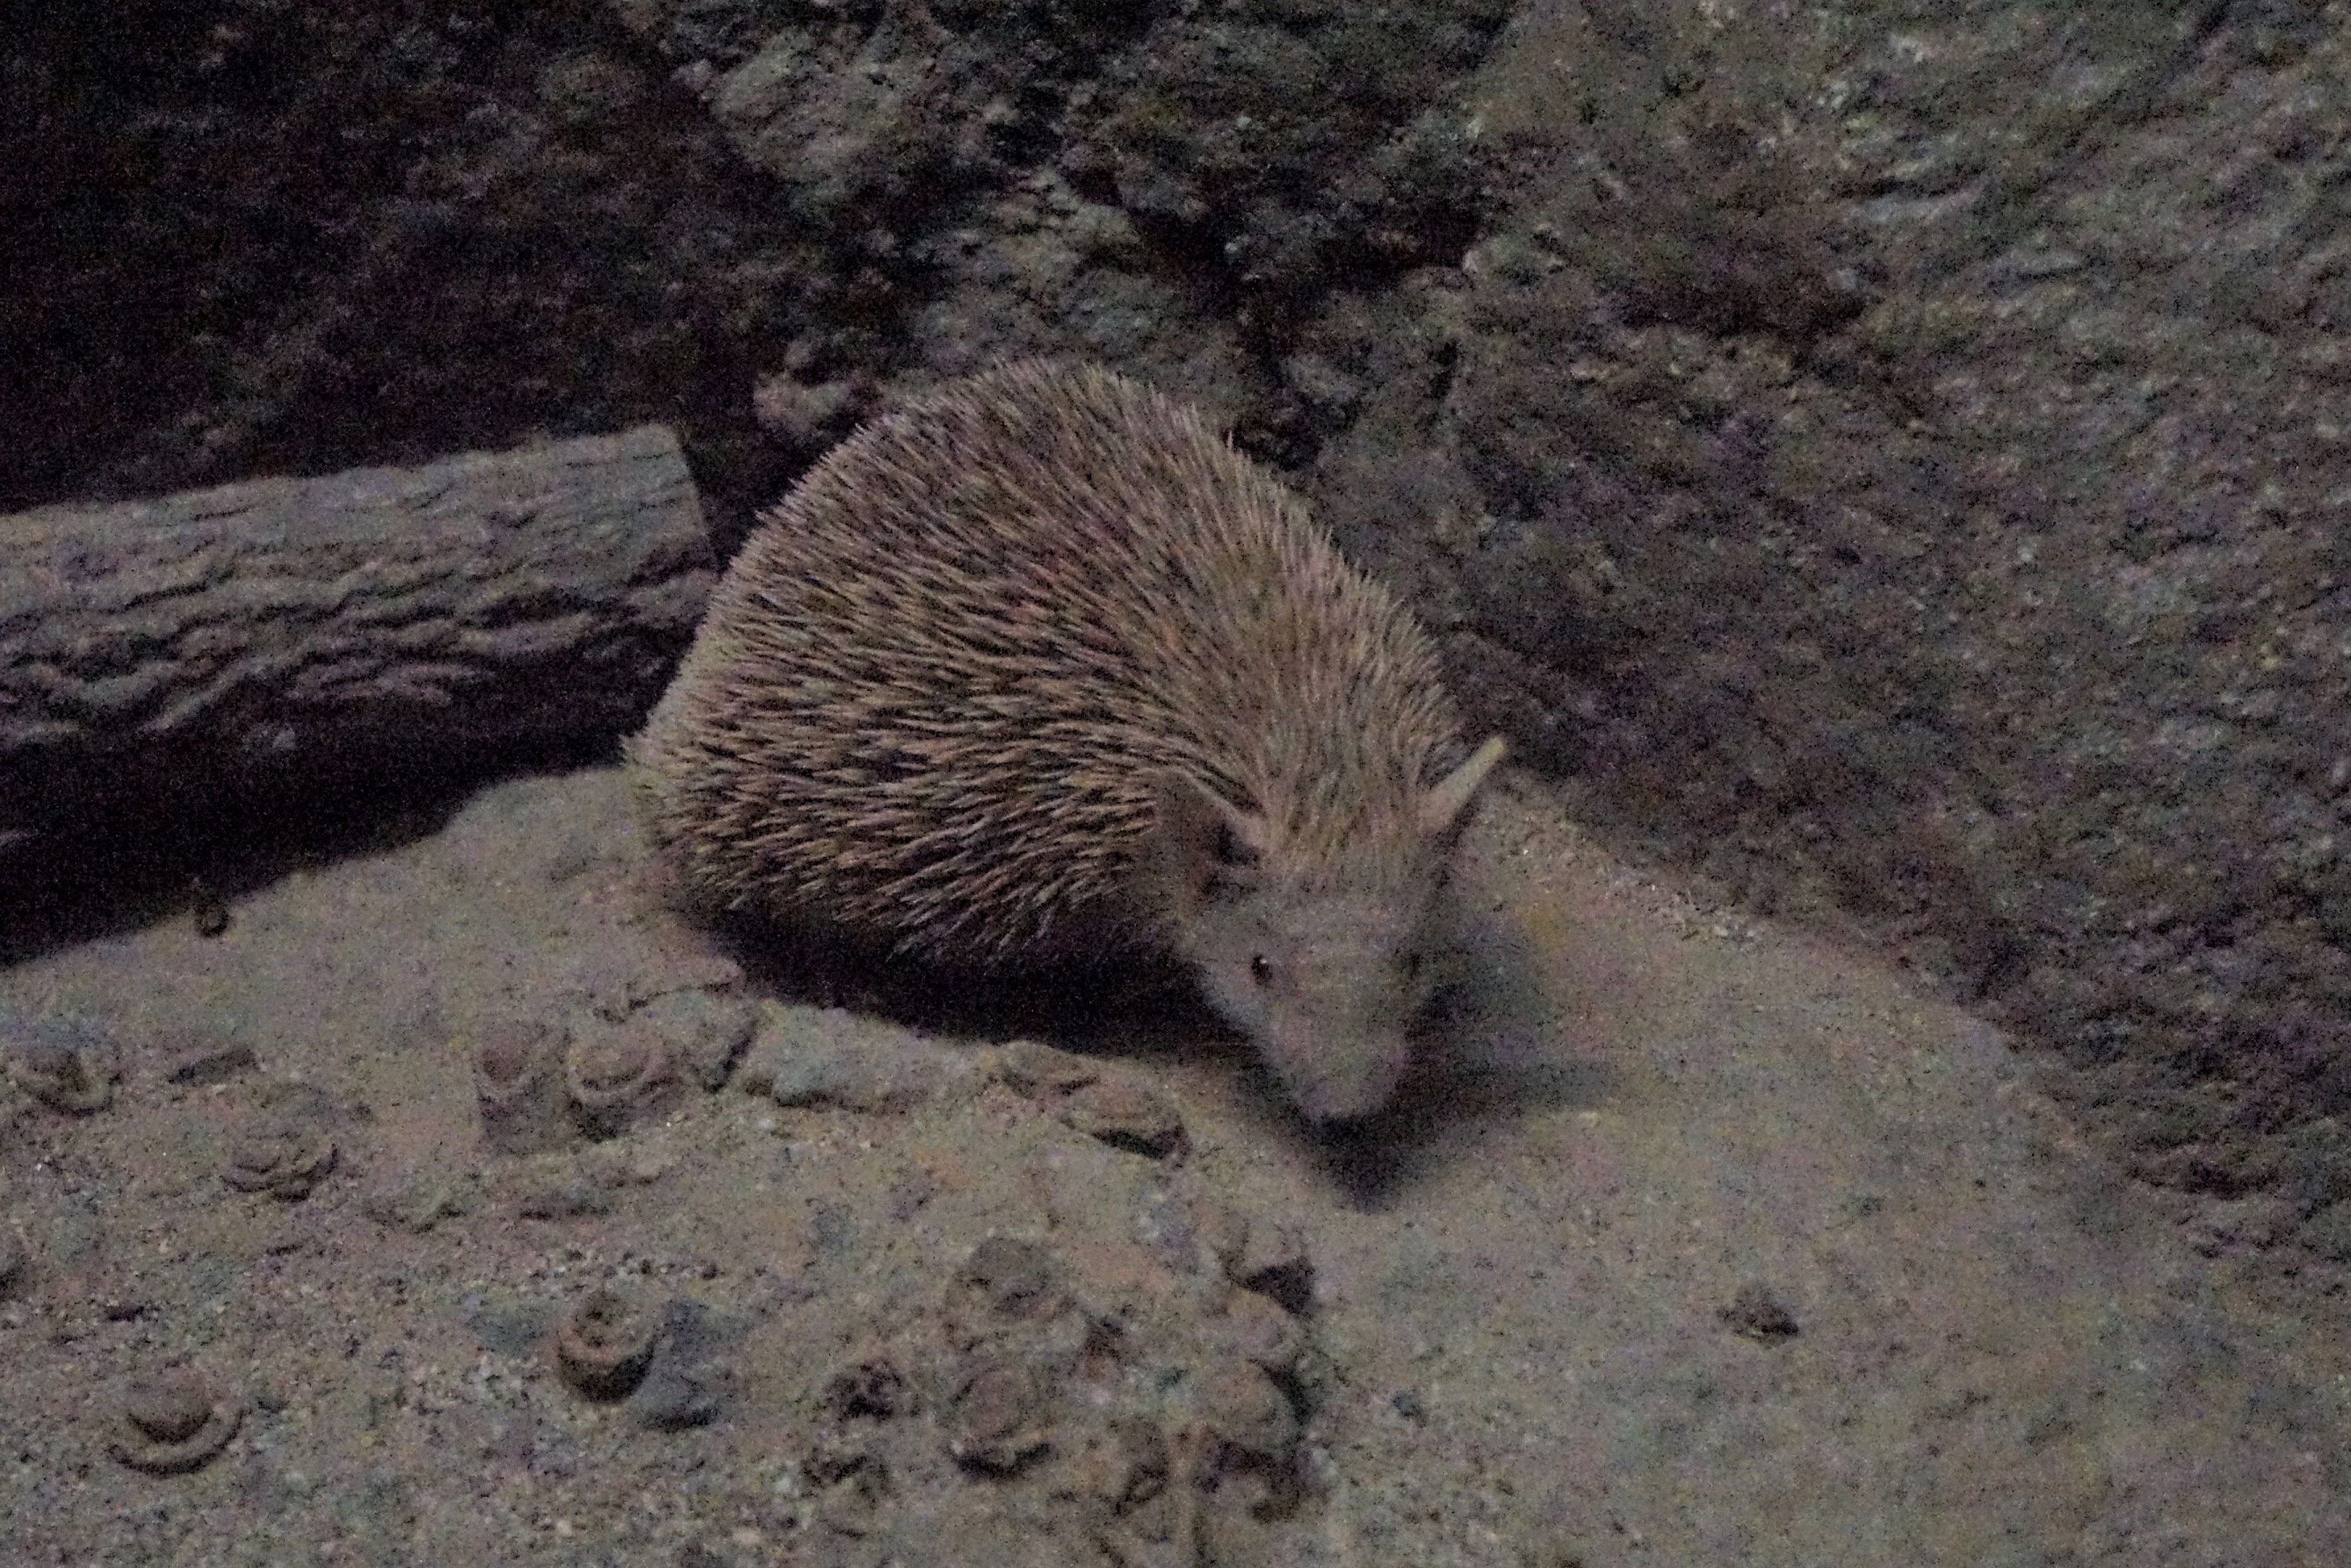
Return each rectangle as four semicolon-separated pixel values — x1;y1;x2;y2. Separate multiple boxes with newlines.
0;425;713;845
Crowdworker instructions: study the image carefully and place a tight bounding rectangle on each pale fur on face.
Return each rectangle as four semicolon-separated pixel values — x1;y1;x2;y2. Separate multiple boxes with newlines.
1142;738;1504;1122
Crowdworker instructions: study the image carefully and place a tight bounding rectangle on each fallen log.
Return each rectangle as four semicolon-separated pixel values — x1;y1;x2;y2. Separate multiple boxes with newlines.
0;425;716;853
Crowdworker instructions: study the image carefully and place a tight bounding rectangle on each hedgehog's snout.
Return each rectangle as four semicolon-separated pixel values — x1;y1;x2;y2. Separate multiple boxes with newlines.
1182;887;1433;1123
1276;1026;1417;1125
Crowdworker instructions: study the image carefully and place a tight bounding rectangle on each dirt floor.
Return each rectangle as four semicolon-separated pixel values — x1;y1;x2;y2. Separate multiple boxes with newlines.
4;765;2346;1566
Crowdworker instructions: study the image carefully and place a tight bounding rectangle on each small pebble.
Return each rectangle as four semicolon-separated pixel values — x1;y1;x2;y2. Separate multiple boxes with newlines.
740;1007;972;1113
752;373;871;448
1720;1280;1799;1342
633;1356;723;1432
1190;1360;1298;1463
222;1122;336;1201
992;1039;1101;1095
812;1456;886;1537
953;1237;1060;1322
163;1036;257;1086
563;1021;679;1140
360;1169;478;1232
945;1358;1053;1474
822;1359;912;1421
473;1018;573;1156
188;877;231;938
632;990;757;1092
555;1286;662;1400
1202;1285;1302;1375
803;1440;886;1528
4;1016;118;1115
109;1366;242;1474
1132;1189;1201;1275
507;1155;612;1219
567;1029;667;1121
1060;1079;1187;1160
628;1296;727;1430
1192;1200;1251;1274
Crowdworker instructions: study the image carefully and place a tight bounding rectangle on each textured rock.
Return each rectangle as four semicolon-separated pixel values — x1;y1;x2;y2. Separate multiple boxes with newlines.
739;1007;978;1114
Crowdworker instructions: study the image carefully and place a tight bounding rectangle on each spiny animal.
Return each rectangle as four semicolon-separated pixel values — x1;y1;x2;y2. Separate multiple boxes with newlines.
628;358;1505;1122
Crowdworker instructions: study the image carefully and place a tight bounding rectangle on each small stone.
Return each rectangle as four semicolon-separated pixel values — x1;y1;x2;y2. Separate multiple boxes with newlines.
633;1356;723;1431
474;1018;574;1155
632;990;757;1093
507;1155;612;1219
629;1296;727;1430
461;1289;555;1358
946;1358;1053;1474
821;1358;912;1420
127;1373;213;1444
611;1140;678;1186
1720;1281;1799;1342
993;1039;1101;1095
752;374;869;448
4;1015;118;1115
554;1287;662;1400
361;1169;479;1232
221;1122;336;1201
568;1031;659;1103
564;1025;675;1138
809;1451;886;1536
1132;1189;1201;1274
163;1036;258;1086
739;1006;973;1113
1060;1080;1186;1160
1191;1201;1250;1275
1190;1361;1298;1463
110;1366;242;1474
953;1237;1060;1321
188;877;231;938
1201;1286;1302;1375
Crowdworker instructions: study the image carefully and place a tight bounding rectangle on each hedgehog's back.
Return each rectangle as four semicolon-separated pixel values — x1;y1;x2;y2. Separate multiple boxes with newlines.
629;359;1463;965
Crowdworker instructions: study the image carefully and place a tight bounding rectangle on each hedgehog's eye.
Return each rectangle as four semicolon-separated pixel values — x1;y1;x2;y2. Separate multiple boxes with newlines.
1250;954;1273;986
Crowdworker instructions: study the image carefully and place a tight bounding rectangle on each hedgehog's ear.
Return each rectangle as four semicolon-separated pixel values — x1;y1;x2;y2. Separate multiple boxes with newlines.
1139;770;1268;914
1420;736;1507;842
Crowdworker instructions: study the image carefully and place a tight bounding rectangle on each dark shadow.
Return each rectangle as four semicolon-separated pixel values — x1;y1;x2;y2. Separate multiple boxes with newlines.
704;900;1256;1066
1308;904;1617;1208
0;737;618;964
701;891;1616;1196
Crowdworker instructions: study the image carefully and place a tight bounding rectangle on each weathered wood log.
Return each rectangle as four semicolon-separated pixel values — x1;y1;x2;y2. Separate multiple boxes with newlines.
0;426;716;849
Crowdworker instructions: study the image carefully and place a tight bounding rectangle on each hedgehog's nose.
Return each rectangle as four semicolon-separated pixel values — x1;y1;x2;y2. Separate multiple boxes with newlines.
1285;1034;1414;1124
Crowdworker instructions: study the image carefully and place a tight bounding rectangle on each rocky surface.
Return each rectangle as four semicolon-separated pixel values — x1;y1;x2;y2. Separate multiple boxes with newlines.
4;767;2347;1564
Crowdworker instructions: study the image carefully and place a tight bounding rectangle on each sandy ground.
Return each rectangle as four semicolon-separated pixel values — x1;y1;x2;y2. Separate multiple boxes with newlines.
4;766;2347;1566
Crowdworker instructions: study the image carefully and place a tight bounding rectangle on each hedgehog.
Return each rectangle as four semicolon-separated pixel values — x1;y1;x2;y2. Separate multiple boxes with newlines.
627;358;1505;1122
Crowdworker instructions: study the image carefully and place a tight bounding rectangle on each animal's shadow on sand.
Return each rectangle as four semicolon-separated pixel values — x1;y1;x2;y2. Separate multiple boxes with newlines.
700;905;1243;1062
705;899;1612;1207
1309;903;1619;1209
